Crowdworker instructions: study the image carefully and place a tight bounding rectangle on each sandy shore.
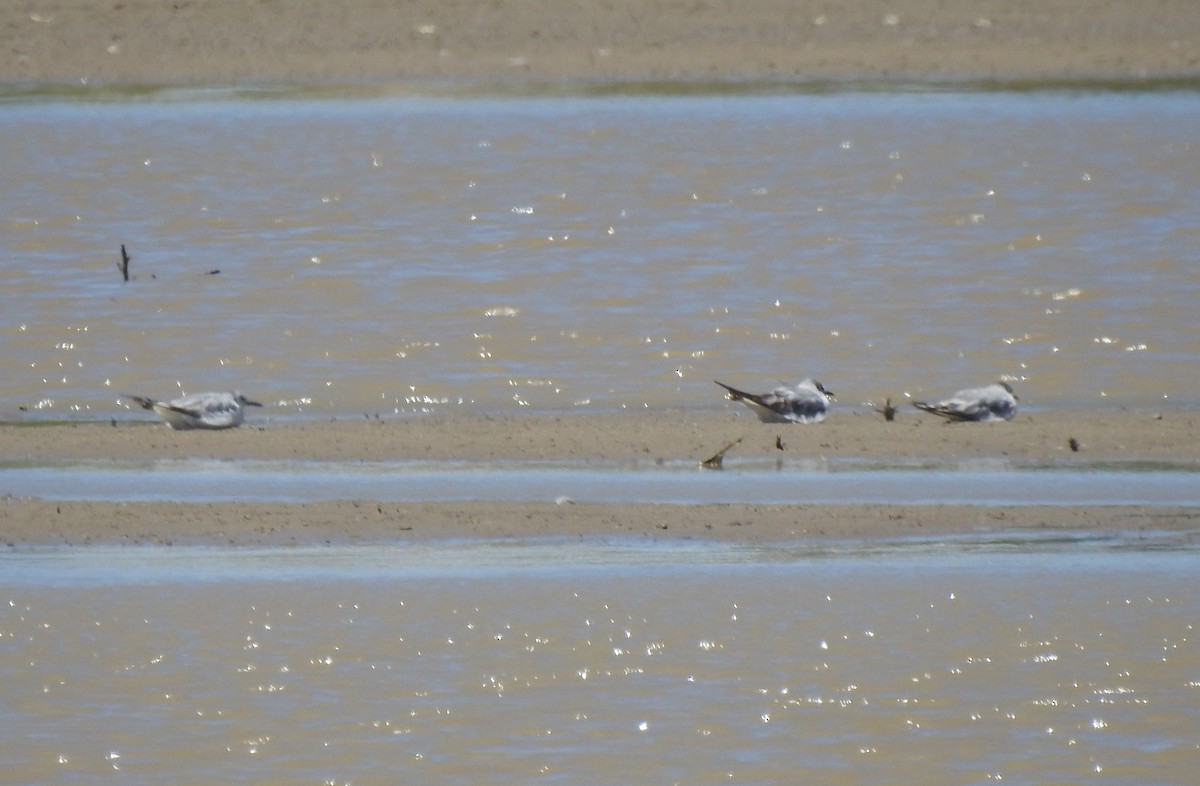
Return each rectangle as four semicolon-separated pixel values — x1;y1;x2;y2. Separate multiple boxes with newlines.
2;410;1198;546
3;0;1198;86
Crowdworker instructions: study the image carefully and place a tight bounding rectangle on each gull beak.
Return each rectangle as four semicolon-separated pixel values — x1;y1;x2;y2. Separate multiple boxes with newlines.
823;389;836;401
244;399;263;407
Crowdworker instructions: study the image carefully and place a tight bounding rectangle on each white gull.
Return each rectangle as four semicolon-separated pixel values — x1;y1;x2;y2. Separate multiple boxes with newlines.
123;391;263;430
714;378;834;424
913;382;1017;422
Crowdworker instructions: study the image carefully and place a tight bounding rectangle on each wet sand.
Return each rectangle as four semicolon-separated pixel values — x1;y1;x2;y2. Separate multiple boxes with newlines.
3;0;1198;86
4;409;1198;465
2;410;1198;546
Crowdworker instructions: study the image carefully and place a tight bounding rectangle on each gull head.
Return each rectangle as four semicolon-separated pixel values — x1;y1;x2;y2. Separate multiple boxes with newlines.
810;380;836;401
234;391;263;407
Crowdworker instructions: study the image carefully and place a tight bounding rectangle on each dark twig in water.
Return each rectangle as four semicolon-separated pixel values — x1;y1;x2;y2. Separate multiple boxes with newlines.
775;435;785;451
875;397;897;421
700;436;744;469
1068;437;1080;452
118;244;131;281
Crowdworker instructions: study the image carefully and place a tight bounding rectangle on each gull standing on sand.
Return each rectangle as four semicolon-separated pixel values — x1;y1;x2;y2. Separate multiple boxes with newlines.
912;382;1017;422
714;378;835;424
122;391;263;430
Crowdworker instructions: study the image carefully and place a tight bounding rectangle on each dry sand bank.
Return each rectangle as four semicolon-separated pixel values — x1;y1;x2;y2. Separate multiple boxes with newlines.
2;410;1197;546
4;0;1198;87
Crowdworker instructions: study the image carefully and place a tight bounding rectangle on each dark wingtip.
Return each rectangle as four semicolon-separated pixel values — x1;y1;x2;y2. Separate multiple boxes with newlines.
121;394;155;411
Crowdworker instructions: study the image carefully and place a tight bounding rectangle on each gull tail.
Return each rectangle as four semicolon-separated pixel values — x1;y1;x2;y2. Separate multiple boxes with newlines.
912;401;968;422
714;380;754;402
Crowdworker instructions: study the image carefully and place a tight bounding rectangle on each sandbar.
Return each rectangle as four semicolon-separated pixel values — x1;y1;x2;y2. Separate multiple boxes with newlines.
2;410;1197;546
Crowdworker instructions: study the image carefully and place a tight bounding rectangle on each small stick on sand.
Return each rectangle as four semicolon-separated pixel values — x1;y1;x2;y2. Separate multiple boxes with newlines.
701;436;744;469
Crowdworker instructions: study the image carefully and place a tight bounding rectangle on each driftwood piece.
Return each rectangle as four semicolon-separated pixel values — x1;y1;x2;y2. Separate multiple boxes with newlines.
118;244;131;281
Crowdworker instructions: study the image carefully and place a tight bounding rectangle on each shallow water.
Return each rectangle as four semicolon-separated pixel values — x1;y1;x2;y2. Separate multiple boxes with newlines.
2;89;1199;418
3;457;1198;506
3;539;1199;785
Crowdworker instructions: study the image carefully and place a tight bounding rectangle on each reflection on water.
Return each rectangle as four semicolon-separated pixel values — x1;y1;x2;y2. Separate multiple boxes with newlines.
2;91;1198;418
3;541;1198;784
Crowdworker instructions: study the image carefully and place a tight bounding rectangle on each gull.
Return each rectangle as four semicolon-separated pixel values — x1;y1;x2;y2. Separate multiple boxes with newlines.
912;382;1017;422
714;378;834;424
122;391;263;430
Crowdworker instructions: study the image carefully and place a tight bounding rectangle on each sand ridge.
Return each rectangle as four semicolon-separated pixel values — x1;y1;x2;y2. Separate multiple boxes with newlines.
2;409;1198;465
